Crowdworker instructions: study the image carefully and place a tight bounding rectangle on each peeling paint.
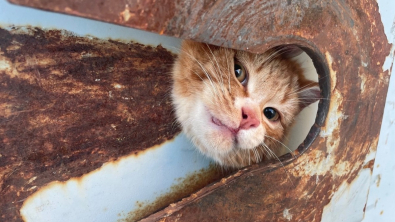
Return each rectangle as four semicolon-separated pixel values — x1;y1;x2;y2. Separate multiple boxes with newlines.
383;45;395;72
283;208;293;221
120;4;133;22
320;53;344;140
0;54;18;77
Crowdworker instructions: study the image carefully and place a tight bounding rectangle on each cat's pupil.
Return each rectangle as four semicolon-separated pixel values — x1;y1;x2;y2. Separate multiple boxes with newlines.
235;64;242;78
263;107;279;121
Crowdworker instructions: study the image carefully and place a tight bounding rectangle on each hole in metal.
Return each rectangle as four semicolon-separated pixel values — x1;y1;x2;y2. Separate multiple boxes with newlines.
271;44;330;161
296;45;330;154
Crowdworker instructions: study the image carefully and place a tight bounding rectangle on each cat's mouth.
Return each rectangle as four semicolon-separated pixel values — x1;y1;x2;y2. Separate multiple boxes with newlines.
211;117;239;135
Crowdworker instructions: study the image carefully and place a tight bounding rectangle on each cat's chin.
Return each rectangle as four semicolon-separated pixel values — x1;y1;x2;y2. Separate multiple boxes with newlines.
186;108;265;167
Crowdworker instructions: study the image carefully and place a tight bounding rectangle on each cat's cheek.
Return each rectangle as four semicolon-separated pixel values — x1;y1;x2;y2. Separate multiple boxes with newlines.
236;126;265;150
180;100;234;157
205;130;235;155
189;128;235;165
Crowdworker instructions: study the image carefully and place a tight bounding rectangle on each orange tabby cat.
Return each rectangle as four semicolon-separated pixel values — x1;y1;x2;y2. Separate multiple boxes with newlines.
171;40;320;168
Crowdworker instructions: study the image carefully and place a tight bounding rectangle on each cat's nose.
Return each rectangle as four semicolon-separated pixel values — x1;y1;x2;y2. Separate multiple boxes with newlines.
240;107;260;130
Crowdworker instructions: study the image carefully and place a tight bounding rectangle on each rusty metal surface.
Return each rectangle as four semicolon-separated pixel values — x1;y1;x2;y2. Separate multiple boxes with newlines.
0;27;181;221
5;0;393;221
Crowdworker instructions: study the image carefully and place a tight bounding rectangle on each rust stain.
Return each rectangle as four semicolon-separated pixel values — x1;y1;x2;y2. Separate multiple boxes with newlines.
119;165;226;222
363;159;375;171
376;174;381;187
0;27;179;221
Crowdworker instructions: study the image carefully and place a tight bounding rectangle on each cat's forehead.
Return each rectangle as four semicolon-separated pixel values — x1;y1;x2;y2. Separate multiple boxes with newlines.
240;54;298;89
241;56;300;106
200;45;301;103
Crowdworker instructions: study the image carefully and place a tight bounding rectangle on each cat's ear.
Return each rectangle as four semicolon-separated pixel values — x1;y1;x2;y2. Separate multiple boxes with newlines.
298;81;321;109
275;45;304;59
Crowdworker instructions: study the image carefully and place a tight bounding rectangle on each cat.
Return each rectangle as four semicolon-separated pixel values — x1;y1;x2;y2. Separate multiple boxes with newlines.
171;40;320;168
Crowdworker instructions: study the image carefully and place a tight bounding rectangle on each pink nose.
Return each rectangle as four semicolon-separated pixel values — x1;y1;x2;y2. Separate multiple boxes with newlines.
240;107;260;130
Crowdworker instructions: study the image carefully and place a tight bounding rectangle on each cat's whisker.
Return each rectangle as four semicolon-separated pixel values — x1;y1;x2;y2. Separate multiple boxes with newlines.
233;152;240;167
298;97;327;100
175;48;219;96
200;70;220;97
264;135;295;158
256;49;282;65
193;61;219;96
228;150;238;167
260;47;296;65
246;149;251;166
285;73;329;95
257;144;268;159
206;44;226;94
285;85;319;98
285;74;330;98
262;143;296;188
202;46;225;95
298;97;355;102
253;148;261;162
189;69;219;97
260;144;275;159
224;49;232;93
251;148;258;163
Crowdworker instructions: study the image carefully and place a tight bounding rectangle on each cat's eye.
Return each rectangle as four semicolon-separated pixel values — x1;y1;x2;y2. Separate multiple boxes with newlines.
234;62;247;83
263;107;280;121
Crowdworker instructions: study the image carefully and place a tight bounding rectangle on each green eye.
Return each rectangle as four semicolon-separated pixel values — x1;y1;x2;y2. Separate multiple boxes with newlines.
263;107;280;121
234;62;247;83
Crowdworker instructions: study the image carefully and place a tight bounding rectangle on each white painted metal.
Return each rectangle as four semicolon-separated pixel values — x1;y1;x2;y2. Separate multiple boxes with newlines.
20;134;212;222
363;0;395;221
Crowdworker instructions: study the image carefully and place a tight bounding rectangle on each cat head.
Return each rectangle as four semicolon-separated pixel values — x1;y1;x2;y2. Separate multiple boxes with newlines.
172;40;320;168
